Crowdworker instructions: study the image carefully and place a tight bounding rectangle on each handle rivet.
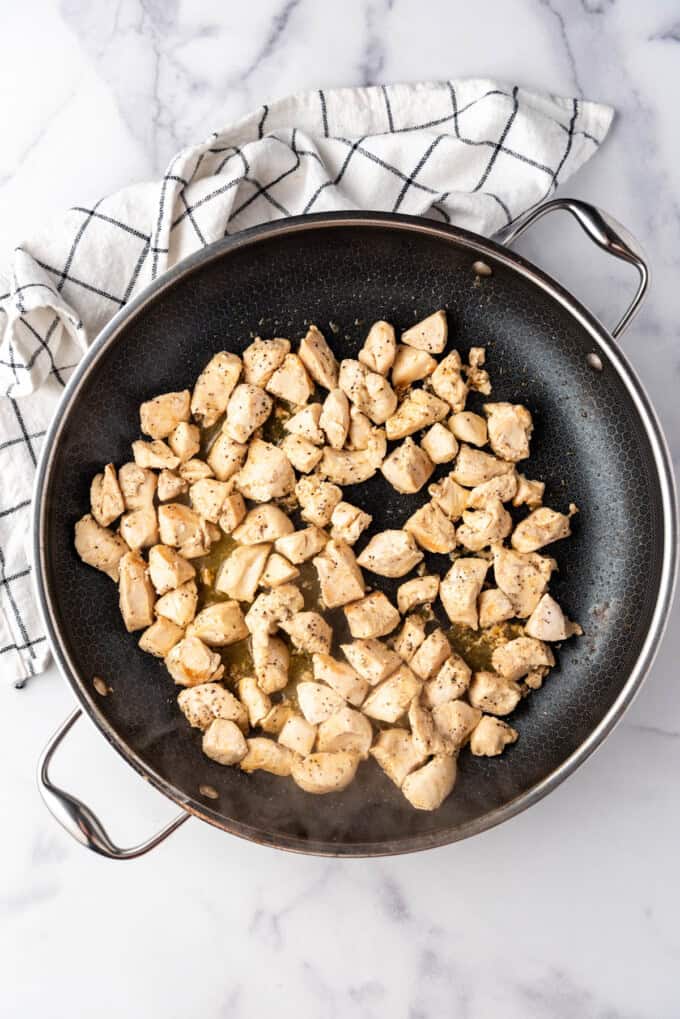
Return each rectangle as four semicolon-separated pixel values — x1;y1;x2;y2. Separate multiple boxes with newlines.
586;352;603;372
472;260;492;277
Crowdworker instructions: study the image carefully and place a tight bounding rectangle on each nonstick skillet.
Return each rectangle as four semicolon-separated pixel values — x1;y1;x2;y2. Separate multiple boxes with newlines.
33;199;677;858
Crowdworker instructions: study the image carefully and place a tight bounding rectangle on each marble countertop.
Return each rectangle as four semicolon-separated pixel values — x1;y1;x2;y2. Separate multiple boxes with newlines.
2;2;679;1017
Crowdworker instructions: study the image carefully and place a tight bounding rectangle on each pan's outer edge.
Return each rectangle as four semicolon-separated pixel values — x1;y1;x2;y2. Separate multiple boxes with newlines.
31;212;679;857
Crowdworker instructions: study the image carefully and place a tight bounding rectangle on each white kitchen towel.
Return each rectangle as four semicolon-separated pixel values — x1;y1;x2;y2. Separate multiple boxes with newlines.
0;79;613;685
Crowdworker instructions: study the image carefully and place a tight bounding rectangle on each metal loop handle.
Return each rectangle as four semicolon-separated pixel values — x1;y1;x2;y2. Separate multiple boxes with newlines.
501;198;649;339
38;709;189;859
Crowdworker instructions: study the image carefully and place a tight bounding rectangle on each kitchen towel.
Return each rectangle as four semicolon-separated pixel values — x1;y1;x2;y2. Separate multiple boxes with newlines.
0;78;613;684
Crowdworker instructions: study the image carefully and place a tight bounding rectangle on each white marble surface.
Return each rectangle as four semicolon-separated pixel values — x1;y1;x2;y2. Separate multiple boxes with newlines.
1;2;679;1016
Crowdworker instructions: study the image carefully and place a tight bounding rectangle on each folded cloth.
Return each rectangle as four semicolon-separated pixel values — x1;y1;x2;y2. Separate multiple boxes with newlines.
0;78;613;685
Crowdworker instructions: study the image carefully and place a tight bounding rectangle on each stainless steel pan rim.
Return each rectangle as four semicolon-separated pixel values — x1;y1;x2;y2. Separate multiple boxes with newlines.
32;209;678;857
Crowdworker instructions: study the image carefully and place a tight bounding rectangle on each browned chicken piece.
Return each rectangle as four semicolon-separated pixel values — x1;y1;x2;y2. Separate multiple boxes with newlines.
385;389;449;440
132;439;180;471
275;525;328;564
478;588;515;628
330;501;372;545
464;347;491;395
393;615;426;662
402;755;457;811
420;422;458;464
422;653;472;707
468;671;522;715
430;350;468;413
391;345;437;388
491;636;555;681
118;550;156;630
191;351;242;427
313;539;365;608
206;431;247;481
525;593;582;641
90;464;125;527
118;462;157;510
357;529;423;578
409;629;452;681
187;601;249;647
166;636;225;686
119;506;159;551
148;545;195;595
361;664;422;723
432;699;481;749
189;478;231;523
236;439;296;501
202;719;248;766
242;337;290;387
448;411;488;447
140;390;191;440
168;421;201;463
177;682;247;731
348;406;374;449
138;617;185;657
370;729;427;787
451;444;514;487
484;402;533;462
251;633;290;694
317;707;373;758
157;470;188;502
320;427;386;485
312;653;369;706
299;324;339;390
219;492;247;534
469;716;519;756
465;471;518;509
492;545;556;617
179;458;215;483
402;310;448;353
261;702;301;736
284;403;325;445
338;358;398;424
260;553;300;588
381;438;434;494
244;584;304;635
215;544;272;602
440;557;489;629
358;320;397;376
158;504;219;559
291;752;359;793
297;681;346;724
407;697;444;756
340;638;402;685
404;501;457;553
511;506;574;553
238;675;272;726
155;580;198;628
278;716;317;756
266;353;315;406
281;434;324;473
241;738;294;777
233;504;293;545
456;497;512;552
344;591;401;639
428;475;468;521
224;383;273;443
513;474;545;509
397;575;440;615
319;388;350;449
281;611;333;654
296;475;343;528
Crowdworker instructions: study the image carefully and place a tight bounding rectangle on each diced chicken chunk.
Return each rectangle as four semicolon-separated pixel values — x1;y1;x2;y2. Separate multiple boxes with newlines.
428;475;468;521
291;752;359;793
206;431;247;481
430;350;468;413
119;507;158;551
297;681;346;724
233;504;294;545
359;320;397;376
236;439;295;501
140;390;190;439
466;471;518;509
421;422;458;464
168;421;200;463
281;611;332;654
319;388;350;449
275;526;328;564
317;707;373;757
451;444;514;487
260;552;300;588
202;719;248;766
410;629;451;681
241;738;294;776
266;353;314;406
357;529;423;578
402;755;457;811
295;476;342;528
281;434;323;472
90;464;125;527
513;474;545;509
118;551;156;632
312;653;369;706
525;593;581;641
469;716;519;756
166;636;224;686
341;638;402;685
238;675;272;726
493;545;556;617
402;310;448;353
320;427;386;485
191;352;242;427
449;411;488;447
512;506;573;553
468;671;522;715
432;700;481;749
391;345;437;388
252;633;290;694
491;636;555;682
348;406;373;449
177;682;247;731
370;729;426;787
157;470;187;502
215;544;271;602
381;438;434;494
187;600;248;646
138;616;184;657
409;697;448;756
148;545;195;595
132;439;180;471
484;402;533;461
393;614;426;662
224;383;272;443
397;575;440;615
118;463;156;510
478;588;515;628
74;514;128;581
404;501;457;553
313;539;365;608
344;592;400;639
361;664;422;723
189;479;231;523
338;359;398;424
243;337;290;387
423;653;471;707
298;324;339;390
219;493;247;534
179;458;215;483
330;502;372;545
155;580;198;628
456;497;512;552
260;703;296;736
279;715;317;757
440;557;489;629
244;584;304;635
285;404;325;445
158;504;218;559
385;389;449;440
464;348;491;395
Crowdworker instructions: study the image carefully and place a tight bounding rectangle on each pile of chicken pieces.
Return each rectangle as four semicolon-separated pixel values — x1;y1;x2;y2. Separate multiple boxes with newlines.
75;310;581;811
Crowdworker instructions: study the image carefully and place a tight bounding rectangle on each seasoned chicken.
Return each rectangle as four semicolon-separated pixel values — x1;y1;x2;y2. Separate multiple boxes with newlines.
381;438;434;494
187;600;249;646
236;439;295;501
219;493;247;534
206;431;247;481
320;427;386;485
361;664;422;723
492;545;556;617
449;411;487;447
359;320;397;376
191;351;242;427
260;552;300;588
393;614;426;662
491;636;555;681
317;707;373;757
420;422;458;464
148;545;195;595
402;310;448;353
155;580;198;628
430;350;468;413
260;703;296;735
244;584;304;635
330;501;372;545
404;501;457;553
119;506;159;551
132;439;180;471
469;715;519;757
391;345;437;388
370;728;427;787
466;472;518;509
215;543;271;601
484;402;533;461
402;755;457;811
158;504;219;558
225;383;273;443
422;653;472;707
338;358;398;424
451;444;513;487
177;682;247;731
511;506;573;553
281;434;323;472
251;633;290;694
297;681;346;724
168;421;201;463
118;462;156;510
90;464;124;527
468;671;522;716
291;751;359;793
513;474;545;509
157;470;188;502
348;406;373;449
284;403;325;445
428;475;468;521
278;715;317;757
240;738;294;776
275;526;328;564
280;611;332;654
397;575;440;615
266;353;314;406
138;617;185;657
439;557;489;629
344;592;400;639
166;635;225;686
238;675;272;726
295;475;342;528
140;390;191;439
74;515;128;581
313;539;365;608
233;504;293;546
357;529;423;578
118;551;156;631
179;458;215;483
202;719;248;766
464;347;491;395
456;497;512;552
298;324;339;390
319;388;350;449
409;697;448;756
189;478;231;523
385;389;449;440
312;653;369;706
243;337;290;387
432;700;481;749
525;593;582;641
478;588;515;628
410;629;452;681
341;638;402;685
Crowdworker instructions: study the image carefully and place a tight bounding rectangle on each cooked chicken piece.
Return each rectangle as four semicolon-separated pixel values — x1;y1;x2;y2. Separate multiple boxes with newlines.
260;552;300;588
140;390;190;440
330;501;372;545
215;544;271;602
344;592;400;639
251;633;290;694
357;529;423;578
240;738;294;776
466;471;518;510
119;506;159;551
284;403;325;445
338;358;398;424
233;505;293;545
219;493;247;534
468;671;522;715
90;464;125;527
158;504;219;559
238;675;272;726
317;706;373;757
313;539;365;608
409;697;448;756
430;350;468;413
448;411;487;447
275;526;328;564
132;439;180;471
464;348;491;395
155;580;198;628
440;557;489;629
341;638;402;685
402;310;448;353
348;406;373;449
478;588;515;628
493;545;556;617
359;320;397;376
168;421;201;463
370;729;427;787
243;337;291;387
402;755;457;811
297;681;346;724
118;463;156;510
432;699;481;749
281;434;324;473
191;351;242;427
456;497;512;552
513;474;545;509
280;611;332;654
295;475;342;527
266;353;314;406
319;388;350;449
279;715;317;757
428;475;468;521
491;636;555;682
484;402;533;462
320;427;386;485
260;703;296;735
451;444;514;487
469;716;519;756
202;719;248;766
177;682;247;731
385;389;449;440
420;422;458;464
512;506;573;554
166;636;224;686
189;478;231;523
361;664;422;723
299;324;339;390
422;653;472;707
187;600;249;646
381;438;434;494
404;501;457;553
157;470;188;502
397;575;440;615
391;345;437;388
244;584;304;635
148;545;195;595
138;616;184;657
525;593;581;641
118;551;156;631
393;614;426;662
224;383;273;443
410;629;451;681
179;458;215;484
236;439;295;502
312;653;369;706
206;431;247;481
291;751;359;793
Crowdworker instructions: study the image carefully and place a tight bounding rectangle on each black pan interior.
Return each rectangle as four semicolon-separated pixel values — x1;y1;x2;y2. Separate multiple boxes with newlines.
42;220;665;852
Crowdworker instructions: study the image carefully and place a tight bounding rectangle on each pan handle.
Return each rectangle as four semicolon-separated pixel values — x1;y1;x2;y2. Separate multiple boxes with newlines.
37;709;189;859
500;198;649;339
